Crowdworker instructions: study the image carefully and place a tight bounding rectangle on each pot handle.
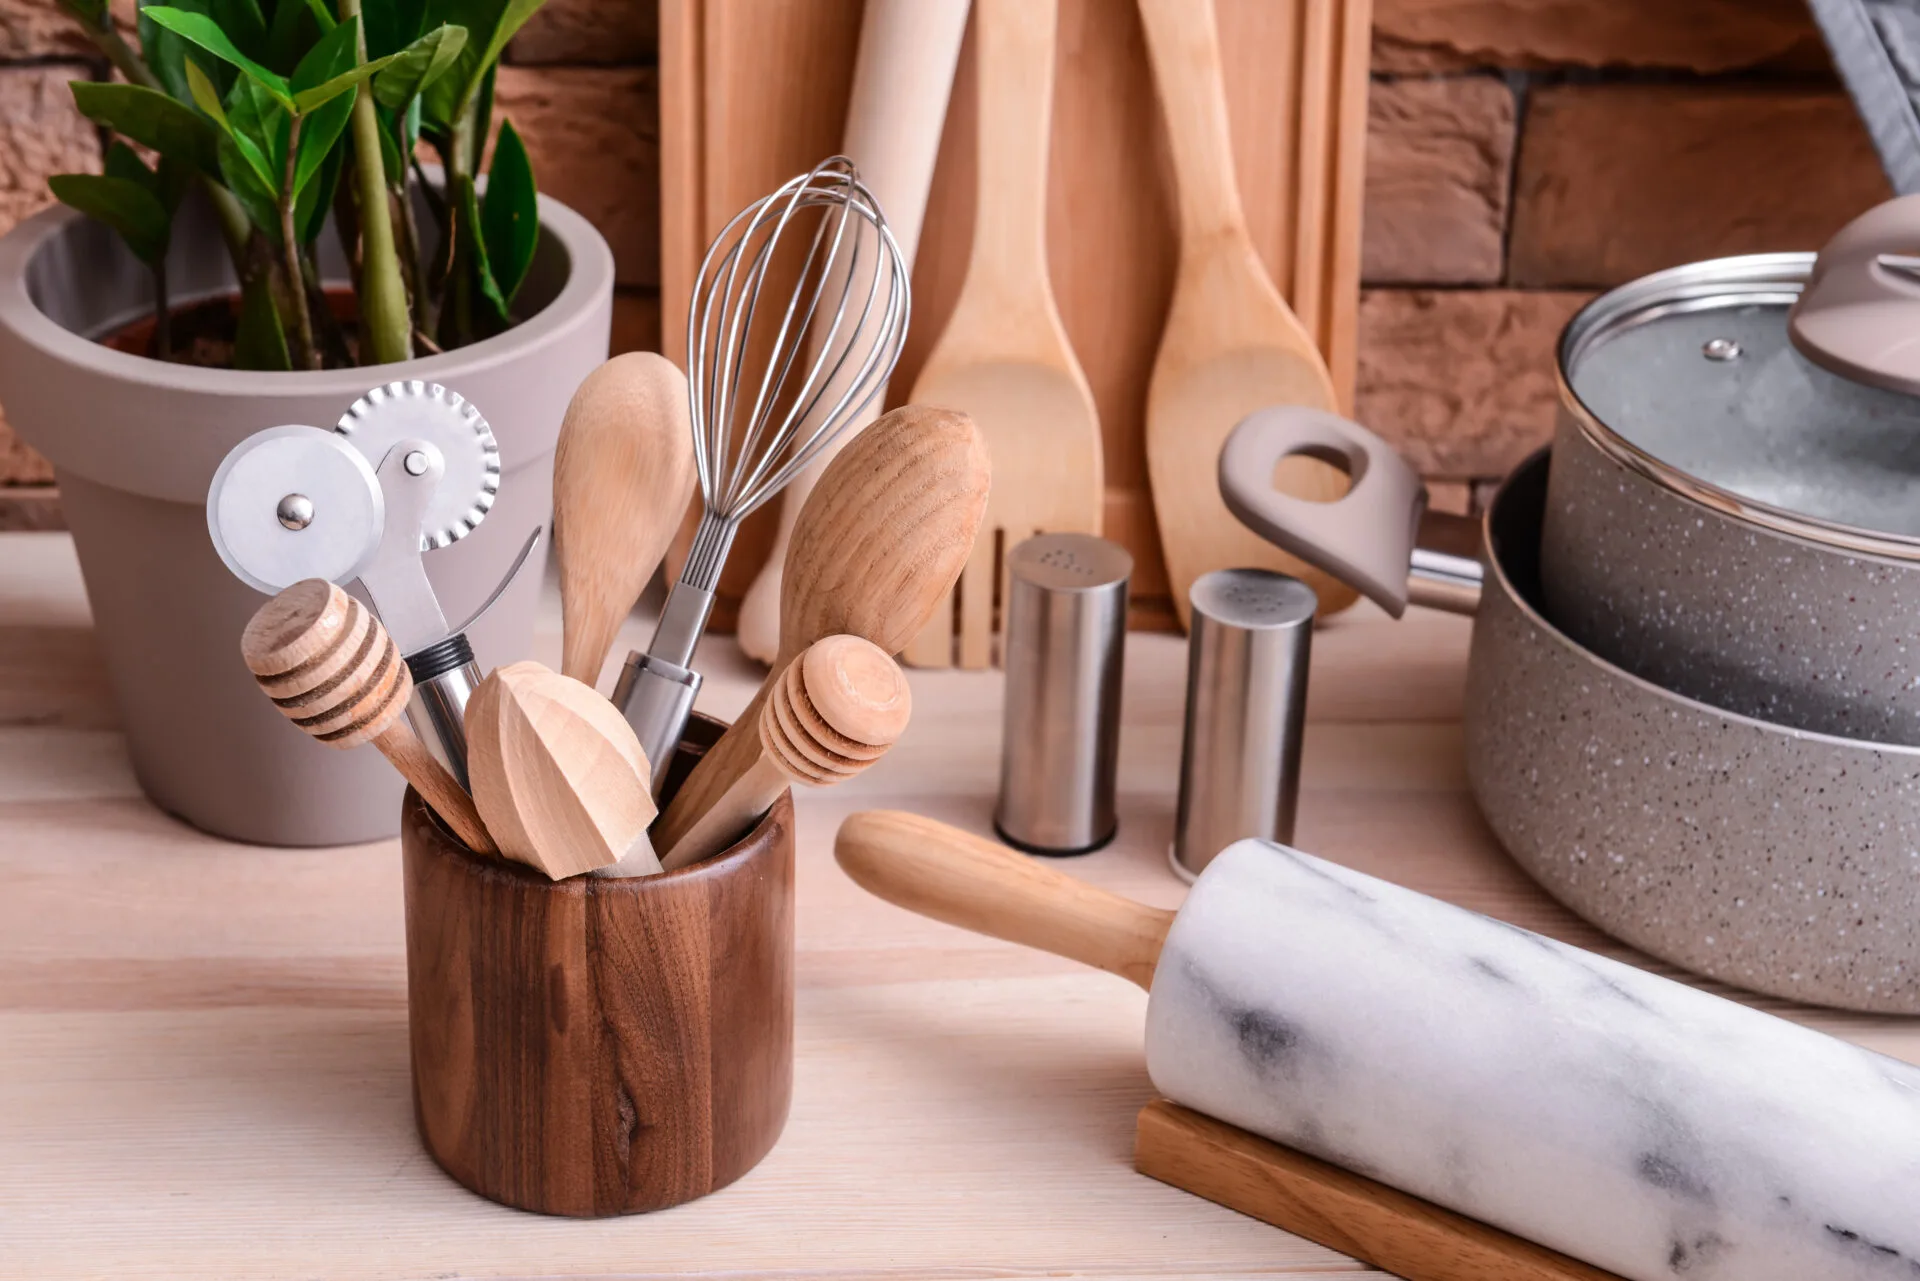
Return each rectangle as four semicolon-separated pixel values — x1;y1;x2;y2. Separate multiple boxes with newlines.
1219;406;1426;618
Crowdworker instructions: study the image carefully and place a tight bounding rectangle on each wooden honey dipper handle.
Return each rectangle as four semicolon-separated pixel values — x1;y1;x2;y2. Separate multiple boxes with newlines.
242;580;497;855
659;635;910;872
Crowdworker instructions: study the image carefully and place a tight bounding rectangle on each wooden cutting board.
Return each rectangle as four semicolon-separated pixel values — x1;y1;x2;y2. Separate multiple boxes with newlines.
1135;1101;1625;1281
659;0;1374;631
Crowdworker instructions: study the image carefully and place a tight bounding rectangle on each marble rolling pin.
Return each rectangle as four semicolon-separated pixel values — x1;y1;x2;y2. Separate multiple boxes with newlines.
834;811;1920;1281
242;579;496;854
659;634;910;872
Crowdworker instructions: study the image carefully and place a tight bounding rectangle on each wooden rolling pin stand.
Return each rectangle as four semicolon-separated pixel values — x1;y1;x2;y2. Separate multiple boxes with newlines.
402;714;795;1217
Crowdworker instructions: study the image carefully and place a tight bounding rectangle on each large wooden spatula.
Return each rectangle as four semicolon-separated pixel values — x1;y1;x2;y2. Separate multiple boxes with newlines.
1136;0;1358;628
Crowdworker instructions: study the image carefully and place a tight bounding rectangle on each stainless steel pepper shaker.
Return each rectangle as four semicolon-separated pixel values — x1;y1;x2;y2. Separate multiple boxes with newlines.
1172;568;1316;881
994;533;1133;855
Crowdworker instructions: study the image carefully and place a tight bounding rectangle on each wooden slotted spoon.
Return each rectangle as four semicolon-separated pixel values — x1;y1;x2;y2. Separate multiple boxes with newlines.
902;0;1103;670
1136;0;1359;629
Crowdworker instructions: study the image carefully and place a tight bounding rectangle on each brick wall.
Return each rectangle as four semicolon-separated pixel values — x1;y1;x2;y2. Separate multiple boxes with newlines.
0;0;1892;530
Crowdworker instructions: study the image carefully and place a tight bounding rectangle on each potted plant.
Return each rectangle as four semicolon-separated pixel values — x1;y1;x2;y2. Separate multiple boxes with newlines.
0;0;615;846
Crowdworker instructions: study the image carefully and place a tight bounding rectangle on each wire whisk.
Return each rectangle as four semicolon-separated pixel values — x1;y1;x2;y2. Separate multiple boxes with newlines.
615;156;911;783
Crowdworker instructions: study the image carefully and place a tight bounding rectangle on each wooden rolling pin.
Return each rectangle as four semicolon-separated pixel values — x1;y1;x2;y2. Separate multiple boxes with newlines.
660;634;909;871
467;660;660;880
241;579;495;854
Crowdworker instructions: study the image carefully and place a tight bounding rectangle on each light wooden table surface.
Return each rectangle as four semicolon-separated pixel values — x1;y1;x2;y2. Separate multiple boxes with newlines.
4;531;1917;1280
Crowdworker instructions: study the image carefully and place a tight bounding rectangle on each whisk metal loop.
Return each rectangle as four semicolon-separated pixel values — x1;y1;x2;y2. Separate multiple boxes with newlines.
616;156;911;786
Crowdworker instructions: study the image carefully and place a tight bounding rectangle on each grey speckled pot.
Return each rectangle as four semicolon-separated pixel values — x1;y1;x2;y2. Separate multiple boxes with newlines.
1224;413;1920;1014
1544;253;1920;747
1474;455;1920;1014
0;192;613;846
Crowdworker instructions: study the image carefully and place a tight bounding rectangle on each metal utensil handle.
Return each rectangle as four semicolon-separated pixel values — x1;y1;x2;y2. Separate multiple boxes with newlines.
1218;407;1428;617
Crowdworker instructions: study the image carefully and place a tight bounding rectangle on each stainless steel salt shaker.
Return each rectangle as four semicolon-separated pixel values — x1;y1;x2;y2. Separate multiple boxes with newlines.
995;534;1133;855
1172;568;1316;881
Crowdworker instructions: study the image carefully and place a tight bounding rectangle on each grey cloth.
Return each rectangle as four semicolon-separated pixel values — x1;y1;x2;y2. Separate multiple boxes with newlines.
1809;0;1920;193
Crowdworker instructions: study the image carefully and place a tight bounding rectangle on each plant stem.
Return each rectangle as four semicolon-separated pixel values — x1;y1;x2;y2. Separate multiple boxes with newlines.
152;258;170;361
340;0;411;366
278;114;319;370
393;178;427;340
302;251;351;368
438;102;478;347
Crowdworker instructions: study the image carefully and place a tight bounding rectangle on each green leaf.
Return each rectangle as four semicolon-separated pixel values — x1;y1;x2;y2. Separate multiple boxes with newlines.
422;0;542;127
459;175;511;330
378;108;407;185
364;0;426;58
48;174;171;264
479;119;536;304
143;6;293;109
216;0;269;62
102;141;157;189
301;0;336;33
461;0;544;114
70;82;221;177
189;61;279;191
372;24;466;111
292;83;354;197
290;55;402;115
289;14;356;95
141;0;231;106
265;0;322;74
216;133;279;238
233;267;291;370
154;154;195;213
296;135;343;244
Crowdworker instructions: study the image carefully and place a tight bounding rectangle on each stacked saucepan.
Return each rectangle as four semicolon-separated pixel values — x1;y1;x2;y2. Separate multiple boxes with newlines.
1222;195;1920;1015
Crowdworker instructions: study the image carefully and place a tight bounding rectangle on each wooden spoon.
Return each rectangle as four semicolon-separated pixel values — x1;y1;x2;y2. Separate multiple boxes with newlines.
660;634;911;871
654;403;988;849
466;660;660;880
553;352;698;688
901;0;1103;671
241;579;496;854
1135;0;1358;629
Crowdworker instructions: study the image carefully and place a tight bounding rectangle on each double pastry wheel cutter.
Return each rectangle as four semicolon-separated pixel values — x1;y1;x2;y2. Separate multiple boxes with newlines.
207;380;540;786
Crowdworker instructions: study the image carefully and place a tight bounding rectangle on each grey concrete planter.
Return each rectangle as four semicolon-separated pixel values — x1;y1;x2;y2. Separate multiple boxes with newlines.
0;192;613;845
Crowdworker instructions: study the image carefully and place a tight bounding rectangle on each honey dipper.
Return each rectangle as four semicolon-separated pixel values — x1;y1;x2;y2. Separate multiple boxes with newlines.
241;579;496;854
659;634;910;872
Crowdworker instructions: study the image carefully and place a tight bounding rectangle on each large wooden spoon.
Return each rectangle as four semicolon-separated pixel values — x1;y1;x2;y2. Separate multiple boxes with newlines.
553;352;698;688
241;579;496;854
1136;0;1358;628
655;403;988;846
901;0;1103;671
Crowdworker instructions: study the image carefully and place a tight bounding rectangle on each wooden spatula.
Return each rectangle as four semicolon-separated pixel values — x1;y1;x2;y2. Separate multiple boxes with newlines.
1136;0;1359;629
902;0;1102;671
466;660;661;880
241;579;496;854
660;634;910;871
553;352;699;688
654;403;988;847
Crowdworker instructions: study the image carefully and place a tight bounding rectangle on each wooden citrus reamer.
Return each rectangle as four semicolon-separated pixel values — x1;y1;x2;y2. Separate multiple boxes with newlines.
241;579;495;854
654;403;988;851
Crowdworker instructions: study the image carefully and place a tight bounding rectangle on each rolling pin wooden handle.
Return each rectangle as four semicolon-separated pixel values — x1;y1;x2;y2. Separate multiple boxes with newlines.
834;810;1174;990
375;718;498;856
1136;0;1249;245
660;754;787;873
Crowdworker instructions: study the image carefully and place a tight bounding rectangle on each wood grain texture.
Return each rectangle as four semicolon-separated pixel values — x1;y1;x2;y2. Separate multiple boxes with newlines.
554;353;699;689
655;404;987;850
834;810;1174;991
466;661;658;879
403;752;794;1217
901;0;1102;672
658;0;1367;628
1136;1101;1624;1281
1135;0;1357;630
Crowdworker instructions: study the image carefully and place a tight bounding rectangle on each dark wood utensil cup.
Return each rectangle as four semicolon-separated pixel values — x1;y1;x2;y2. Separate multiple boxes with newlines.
401;714;794;1216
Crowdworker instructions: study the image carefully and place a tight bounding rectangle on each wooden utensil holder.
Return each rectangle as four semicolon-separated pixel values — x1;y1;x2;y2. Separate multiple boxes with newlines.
401;714;794;1217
